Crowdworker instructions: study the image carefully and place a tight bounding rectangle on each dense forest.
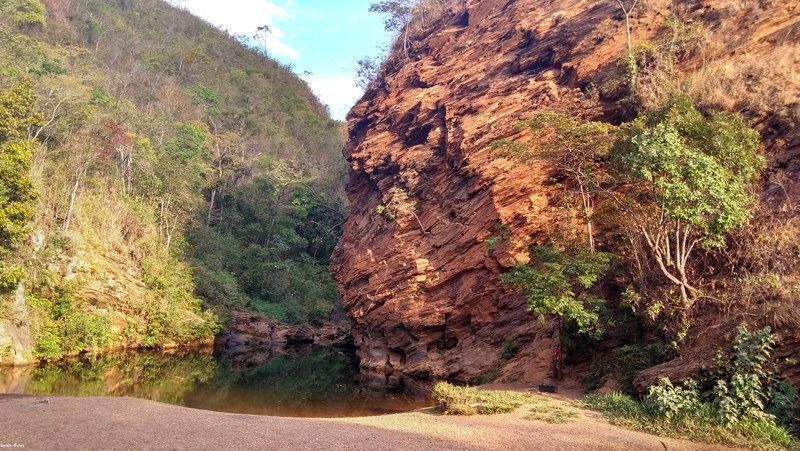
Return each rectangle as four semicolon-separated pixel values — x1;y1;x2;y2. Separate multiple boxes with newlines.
0;0;347;363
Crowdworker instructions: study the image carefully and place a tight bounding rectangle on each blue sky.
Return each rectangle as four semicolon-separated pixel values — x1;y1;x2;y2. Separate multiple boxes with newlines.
172;0;392;120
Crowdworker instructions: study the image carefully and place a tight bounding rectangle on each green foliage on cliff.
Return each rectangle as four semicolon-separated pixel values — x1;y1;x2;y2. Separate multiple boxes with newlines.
0;0;346;361
0;82;40;250
610;96;765;331
502;245;613;333
502;95;764;343
614;96;764;249
0;81;41;295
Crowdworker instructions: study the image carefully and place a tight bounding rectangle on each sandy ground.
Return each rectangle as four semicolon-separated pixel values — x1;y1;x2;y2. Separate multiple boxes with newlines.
0;394;726;450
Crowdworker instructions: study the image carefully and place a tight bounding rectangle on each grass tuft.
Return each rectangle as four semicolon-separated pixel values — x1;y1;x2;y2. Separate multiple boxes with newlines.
525;403;580;424
432;382;579;424
432;382;530;415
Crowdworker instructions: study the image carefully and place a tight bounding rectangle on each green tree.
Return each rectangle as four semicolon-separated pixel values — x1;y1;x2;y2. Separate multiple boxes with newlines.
6;0;46;28
503;245;612;379
369;0;422;58
155;122;210;250
0;81;41;249
514;112;616;252
503;246;612;332
369;1;415;31
613;96;763;310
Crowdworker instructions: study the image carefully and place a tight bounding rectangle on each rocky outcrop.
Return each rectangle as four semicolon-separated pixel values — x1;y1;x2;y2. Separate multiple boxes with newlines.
332;0;800;389
332;0;612;389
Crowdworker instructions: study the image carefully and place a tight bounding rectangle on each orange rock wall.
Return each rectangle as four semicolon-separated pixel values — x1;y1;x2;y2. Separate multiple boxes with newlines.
332;0;800;389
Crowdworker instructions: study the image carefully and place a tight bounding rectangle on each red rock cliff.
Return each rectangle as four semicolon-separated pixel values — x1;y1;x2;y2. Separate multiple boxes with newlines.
331;0;800;389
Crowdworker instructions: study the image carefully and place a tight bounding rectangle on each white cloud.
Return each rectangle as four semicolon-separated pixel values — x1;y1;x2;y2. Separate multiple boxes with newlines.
173;0;300;60
301;74;362;121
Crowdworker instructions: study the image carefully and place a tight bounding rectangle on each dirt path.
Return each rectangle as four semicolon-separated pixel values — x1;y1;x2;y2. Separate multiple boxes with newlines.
0;394;724;450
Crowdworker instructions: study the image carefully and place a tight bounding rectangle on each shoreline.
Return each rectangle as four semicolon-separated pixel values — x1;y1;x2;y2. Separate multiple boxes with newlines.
0;394;719;450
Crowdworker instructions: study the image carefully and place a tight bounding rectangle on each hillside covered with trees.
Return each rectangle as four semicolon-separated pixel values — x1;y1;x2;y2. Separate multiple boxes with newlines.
0;0;347;363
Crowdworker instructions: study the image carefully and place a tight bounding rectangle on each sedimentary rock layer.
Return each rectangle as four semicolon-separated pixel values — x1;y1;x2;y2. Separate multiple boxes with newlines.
332;0;800;388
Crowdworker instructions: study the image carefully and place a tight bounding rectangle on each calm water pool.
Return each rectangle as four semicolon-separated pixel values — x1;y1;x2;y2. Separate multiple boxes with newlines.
0;346;428;417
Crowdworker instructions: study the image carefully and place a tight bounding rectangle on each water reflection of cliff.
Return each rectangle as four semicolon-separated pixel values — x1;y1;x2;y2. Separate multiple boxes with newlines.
0;346;427;417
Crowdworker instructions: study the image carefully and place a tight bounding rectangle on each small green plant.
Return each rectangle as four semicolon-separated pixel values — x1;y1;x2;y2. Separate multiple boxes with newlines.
0;344;12;362
645;378;702;420
525;403;580;424
374;188;416;223
375;203;395;220
489;138;528;158
485;223;511;253
189;83;220;116
501;339;519;360
713;326;776;425
89;86;118;109
472;362;502;385
29;60;67;76
485;235;500;252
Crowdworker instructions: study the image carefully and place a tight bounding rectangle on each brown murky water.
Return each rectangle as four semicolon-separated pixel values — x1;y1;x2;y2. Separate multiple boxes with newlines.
0;346;429;417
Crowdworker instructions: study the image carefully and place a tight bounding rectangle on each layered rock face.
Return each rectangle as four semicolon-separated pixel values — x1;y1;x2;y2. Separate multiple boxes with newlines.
332;0;800;389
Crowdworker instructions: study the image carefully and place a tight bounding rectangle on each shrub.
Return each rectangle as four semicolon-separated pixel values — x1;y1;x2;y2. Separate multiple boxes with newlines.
585;391;797;449
0;264;25;292
584;328;799;449
584;391;649;419
767;380;800;435
588;343;671;394
432;382;478;415
60;310;114;354
0;82;42;248
29;60;66;76
713;326;776;425
645;378;702;420
501;339;519;360
9;0;46;27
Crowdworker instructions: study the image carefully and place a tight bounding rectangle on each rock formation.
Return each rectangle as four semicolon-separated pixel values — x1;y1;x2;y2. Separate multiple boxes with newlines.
332;0;800;389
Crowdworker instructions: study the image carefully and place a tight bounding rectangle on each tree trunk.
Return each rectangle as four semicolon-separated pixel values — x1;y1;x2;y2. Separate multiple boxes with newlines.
207;189;216;224
64;172;81;231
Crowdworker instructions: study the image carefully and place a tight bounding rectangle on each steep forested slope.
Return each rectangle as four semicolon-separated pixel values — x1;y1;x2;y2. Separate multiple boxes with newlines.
0;0;346;364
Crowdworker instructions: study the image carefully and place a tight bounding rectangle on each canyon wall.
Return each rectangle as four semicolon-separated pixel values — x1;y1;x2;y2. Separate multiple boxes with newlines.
332;0;800;389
